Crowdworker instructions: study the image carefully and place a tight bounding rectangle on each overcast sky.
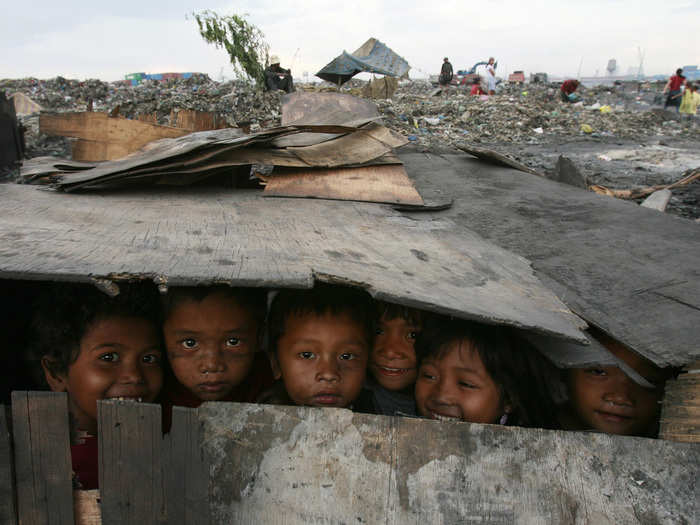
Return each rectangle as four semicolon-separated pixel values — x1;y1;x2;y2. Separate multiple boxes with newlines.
3;1;698;82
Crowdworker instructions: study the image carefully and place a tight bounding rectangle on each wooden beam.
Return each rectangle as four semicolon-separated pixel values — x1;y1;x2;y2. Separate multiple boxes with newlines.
0;407;17;525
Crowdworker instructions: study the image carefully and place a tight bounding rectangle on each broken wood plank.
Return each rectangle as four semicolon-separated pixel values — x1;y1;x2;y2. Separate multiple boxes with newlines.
199;402;699;524
11;391;74;525
74;490;101;525
660;361;700;443
263;164;424;205
0;183;586;342
39;112;189;162
0;406;16;525
641;189;672;212
98;400;163;525
170;109;227;132
399;149;700;367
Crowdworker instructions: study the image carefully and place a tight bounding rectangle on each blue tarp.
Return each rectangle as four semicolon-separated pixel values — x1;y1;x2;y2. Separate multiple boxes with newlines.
316;38;410;85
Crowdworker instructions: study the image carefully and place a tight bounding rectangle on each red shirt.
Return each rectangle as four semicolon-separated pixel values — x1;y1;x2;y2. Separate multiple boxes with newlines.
470;84;484;95
561;79;579;95
71;433;99;490
669;75;684;91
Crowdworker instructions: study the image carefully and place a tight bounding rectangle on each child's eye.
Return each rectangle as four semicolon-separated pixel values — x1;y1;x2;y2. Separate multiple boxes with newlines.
458;381;477;389
298;351;315;360
421;372;436;381
225;337;241;347
180;338;198;349
375;327;385;336
407;331;419;341
142;353;161;365
339;353;355;361
585;368;607;377
98;352;119;363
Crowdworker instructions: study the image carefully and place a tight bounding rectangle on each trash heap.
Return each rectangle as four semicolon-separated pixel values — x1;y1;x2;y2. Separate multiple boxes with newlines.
2;75;698;159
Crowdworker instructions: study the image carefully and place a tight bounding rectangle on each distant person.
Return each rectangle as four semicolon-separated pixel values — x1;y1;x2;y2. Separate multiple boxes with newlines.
486;57;497;95
470;77;485;96
439;57;453;93
679;82;699;118
265;55;295;93
560;79;580;102
663;68;686;112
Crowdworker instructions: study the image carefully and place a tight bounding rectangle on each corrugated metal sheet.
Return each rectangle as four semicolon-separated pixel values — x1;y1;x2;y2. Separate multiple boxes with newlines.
316;38;410;85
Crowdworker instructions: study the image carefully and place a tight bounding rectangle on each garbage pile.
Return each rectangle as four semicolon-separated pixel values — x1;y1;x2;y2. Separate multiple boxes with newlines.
2;75;698;159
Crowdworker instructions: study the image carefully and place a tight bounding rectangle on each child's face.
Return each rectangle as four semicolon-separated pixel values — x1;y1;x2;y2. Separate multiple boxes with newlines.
415;339;505;424
567;344;665;436
370;315;420;391
163;292;259;401
273;312;369;408
44;316;163;434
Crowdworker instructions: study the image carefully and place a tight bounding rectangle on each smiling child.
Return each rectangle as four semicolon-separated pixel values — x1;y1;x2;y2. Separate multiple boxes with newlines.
33;282;164;489
161;286;271;408
264;284;373;409
414;317;558;428
365;302;425;415
561;329;670;437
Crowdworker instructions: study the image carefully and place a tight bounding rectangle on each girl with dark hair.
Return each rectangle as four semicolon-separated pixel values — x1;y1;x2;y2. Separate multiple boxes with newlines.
414;318;558;429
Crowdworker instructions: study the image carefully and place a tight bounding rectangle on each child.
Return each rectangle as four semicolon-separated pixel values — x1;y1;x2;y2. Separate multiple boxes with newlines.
679;83;699;119
560;329;670;437
364;301;424;416
263;284;373;409
470;77;484;96
32;281;164;489
161;286;271;408
414;317;557;428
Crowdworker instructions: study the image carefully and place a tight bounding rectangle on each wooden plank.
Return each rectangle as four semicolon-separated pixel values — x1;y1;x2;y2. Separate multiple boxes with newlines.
39;112;189;161
97;400;163;524
164;407;209;525
74;490;101;525
0;406;17;525
263;164;424;205
199;403;699;524
399;149;700;367
280;91;379;126
172;110;227;132
11;391;74;525
640;189;672;211
660;361;700;443
0;183;586;343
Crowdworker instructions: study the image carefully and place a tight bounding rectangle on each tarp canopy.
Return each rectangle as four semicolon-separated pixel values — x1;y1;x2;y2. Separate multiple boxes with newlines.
316;38;410;85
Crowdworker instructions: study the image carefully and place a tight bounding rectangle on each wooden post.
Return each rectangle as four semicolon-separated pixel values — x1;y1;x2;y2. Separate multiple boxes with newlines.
0;406;17;525
163;407;209;525
660;360;700;443
11;391;74;525
98;400;164;524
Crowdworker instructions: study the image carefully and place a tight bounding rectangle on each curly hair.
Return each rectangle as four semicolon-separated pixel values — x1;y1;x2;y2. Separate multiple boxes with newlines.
29;281;163;386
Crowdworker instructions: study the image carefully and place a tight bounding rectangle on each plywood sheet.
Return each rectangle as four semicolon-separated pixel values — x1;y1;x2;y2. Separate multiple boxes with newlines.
0;183;585;342
263;164;424;205
199;403;699;524
399;149;700;366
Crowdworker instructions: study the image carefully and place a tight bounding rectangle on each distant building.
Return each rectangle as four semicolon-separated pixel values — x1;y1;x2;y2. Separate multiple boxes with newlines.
682;65;699;81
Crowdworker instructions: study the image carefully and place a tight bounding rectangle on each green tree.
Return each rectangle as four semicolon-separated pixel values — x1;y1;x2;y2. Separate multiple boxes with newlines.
192;10;269;87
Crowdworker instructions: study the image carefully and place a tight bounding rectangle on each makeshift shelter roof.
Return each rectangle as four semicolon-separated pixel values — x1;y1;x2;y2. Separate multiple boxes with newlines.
9;92;42;116
316;38;410;85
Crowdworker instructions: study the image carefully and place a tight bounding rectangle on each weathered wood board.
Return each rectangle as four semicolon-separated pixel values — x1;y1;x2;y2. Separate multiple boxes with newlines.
40;112;189;162
0;183;585;342
10;391;74;525
264;164;424;205
0;407;16;525
200;403;699;524
398;149;700;367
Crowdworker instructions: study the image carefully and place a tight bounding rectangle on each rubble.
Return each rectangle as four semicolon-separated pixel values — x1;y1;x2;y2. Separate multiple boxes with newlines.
2;74;698;217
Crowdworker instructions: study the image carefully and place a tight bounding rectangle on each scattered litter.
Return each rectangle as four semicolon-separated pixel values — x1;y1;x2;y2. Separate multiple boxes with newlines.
600;105;612;114
581;124;593;133
598;154;612;161
532;127;544;134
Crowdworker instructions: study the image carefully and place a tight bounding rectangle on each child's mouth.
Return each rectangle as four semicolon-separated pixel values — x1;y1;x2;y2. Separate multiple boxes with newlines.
109;396;144;402
312;393;343;406
198;382;229;393
428;411;461;422
595;410;633;423
375;365;412;377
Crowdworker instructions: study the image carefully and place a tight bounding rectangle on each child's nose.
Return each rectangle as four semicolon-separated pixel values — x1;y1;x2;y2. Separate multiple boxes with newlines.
431;380;455;406
315;357;340;382
376;335;407;359
119;360;146;384
199;347;226;374
603;376;634;406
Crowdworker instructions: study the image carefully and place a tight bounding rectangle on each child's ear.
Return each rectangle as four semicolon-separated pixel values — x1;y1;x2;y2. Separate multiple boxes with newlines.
41;356;68;392
268;353;282;380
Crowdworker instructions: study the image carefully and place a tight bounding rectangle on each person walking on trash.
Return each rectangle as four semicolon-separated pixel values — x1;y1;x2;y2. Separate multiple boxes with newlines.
663;68;686;112
486;57;497;95
439;57;453;95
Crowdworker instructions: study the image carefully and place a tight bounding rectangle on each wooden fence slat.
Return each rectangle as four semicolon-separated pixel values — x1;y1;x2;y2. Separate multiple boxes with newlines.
0;406;17;525
98;400;164;524
11;391;74;525
164;407;209;525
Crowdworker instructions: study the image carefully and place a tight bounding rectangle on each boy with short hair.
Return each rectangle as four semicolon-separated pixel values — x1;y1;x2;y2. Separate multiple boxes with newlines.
263;284;373;409
560;329;671;437
33;281;164;489
364;302;425;416
161;286;271;409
